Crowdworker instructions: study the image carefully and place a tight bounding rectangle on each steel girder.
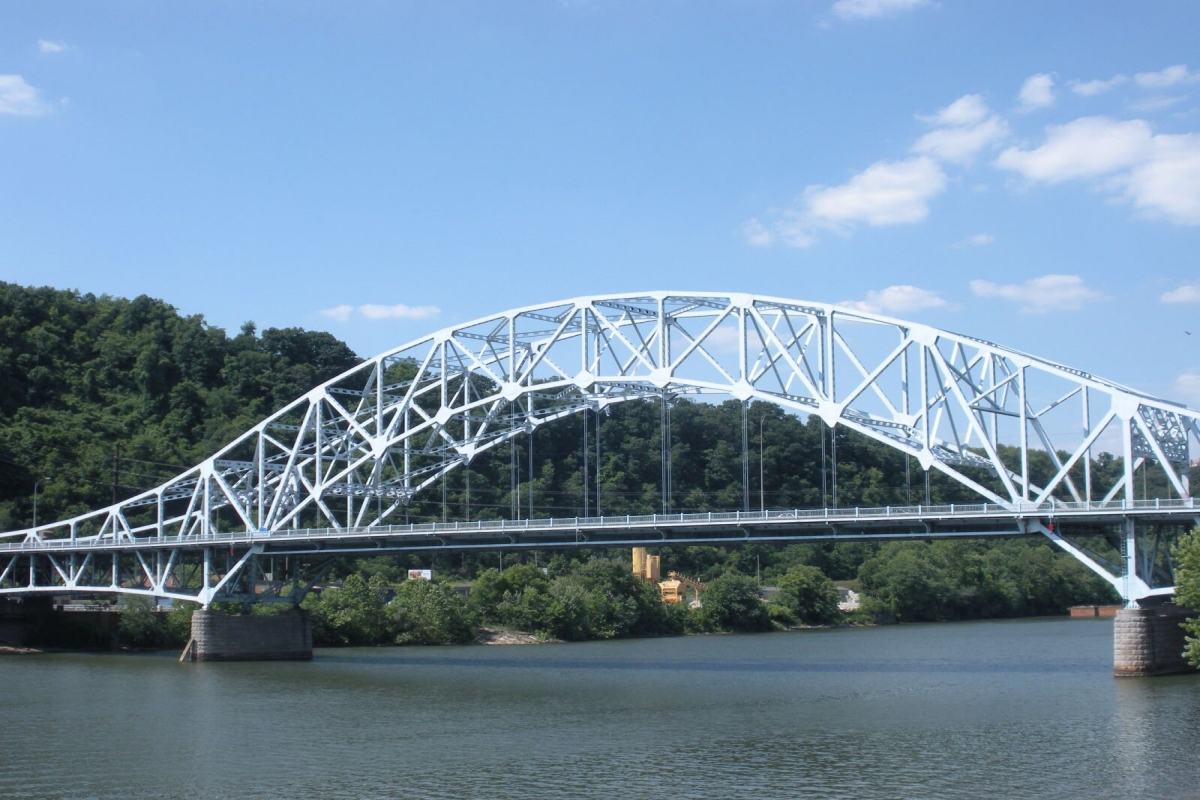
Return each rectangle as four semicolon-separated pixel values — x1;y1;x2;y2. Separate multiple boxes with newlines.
4;292;1198;605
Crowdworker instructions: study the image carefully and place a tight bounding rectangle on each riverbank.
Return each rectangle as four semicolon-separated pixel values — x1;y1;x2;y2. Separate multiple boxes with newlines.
475;626;563;645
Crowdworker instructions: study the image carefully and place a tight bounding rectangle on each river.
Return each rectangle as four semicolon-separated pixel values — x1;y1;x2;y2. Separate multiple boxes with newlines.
2;617;1198;800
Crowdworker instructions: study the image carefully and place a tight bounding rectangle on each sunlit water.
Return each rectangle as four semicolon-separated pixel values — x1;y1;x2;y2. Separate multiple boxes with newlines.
2;618;1198;799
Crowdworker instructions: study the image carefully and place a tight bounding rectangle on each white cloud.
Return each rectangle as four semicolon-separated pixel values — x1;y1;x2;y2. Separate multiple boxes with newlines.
804;156;947;227
38;39;68;54
831;0;930;20
318;303;441;322
1018;73;1056;111
1161;282;1200;304
995;116;1153;182
1134;64;1196;89
1171;369;1200;408
918;94;989;127
1070;75;1128;96
1122;133;1200;224
969;274;1104;314
913;114;1008;164
740;218;773;247
747;157;946;248
359;303;441;320
772;211;818;248
841;285;947;315
0;75;49;116
318;304;355;323
996;116;1200;225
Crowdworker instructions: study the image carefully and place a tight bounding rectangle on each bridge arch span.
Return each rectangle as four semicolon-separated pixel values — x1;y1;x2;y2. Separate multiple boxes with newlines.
4;292;1198;604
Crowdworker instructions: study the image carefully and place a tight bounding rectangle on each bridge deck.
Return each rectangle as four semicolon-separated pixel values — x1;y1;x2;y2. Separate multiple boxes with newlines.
4;499;1196;557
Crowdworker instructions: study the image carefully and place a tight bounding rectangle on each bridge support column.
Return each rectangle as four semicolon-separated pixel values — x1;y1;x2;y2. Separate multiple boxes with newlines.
1113;606;1195;677
185;608;312;662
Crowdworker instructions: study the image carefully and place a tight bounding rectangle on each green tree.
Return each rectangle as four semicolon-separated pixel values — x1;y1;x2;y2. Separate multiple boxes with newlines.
1172;528;1200;667
772;564;840;625
858;543;951;621
470;564;549;625
117;595;163;647
391;580;476;645
701;572;771;632
302;573;392;645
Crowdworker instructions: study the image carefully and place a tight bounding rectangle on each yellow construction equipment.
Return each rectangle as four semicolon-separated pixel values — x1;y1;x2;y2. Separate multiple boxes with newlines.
661;572;706;606
631;547;661;583
632;548;704;605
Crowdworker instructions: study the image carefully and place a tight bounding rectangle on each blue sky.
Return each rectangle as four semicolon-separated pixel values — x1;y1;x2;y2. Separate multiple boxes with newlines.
3;1;1200;406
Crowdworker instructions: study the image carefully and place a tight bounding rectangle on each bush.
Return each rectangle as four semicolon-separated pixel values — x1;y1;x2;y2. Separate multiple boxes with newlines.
116;595;164;647
700;572;771;632
772;564;840;625
391;580;476;645
302;573;393;646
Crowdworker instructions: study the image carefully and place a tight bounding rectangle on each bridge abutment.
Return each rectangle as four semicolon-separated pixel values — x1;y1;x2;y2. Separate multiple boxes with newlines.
1113;606;1196;677
186;608;312;662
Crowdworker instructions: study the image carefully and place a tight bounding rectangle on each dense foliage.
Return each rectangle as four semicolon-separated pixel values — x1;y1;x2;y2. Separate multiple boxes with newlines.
0;282;358;529
1172;529;1200;667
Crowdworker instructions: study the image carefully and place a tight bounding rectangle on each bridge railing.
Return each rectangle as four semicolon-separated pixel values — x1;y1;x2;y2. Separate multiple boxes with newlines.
1;497;1196;553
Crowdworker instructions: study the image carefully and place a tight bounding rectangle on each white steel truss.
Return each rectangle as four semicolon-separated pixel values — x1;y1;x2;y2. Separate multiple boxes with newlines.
3;292;1197;605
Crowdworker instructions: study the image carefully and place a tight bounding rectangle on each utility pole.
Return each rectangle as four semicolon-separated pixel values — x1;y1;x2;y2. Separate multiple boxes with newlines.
112;443;120;505
742;401;750;512
759;413;767;512
33;479;44;528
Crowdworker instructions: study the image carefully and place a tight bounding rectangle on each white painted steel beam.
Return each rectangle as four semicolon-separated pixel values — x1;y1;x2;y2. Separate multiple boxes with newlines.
4;292;1199;604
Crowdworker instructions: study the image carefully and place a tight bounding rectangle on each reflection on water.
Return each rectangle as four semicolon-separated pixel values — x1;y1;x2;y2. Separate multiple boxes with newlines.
2;618;1197;800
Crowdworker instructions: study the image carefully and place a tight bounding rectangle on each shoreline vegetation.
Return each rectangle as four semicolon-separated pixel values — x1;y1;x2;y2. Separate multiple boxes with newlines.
8;539;1121;653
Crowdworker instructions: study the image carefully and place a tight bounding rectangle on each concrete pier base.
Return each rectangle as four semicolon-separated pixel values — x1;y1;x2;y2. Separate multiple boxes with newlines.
186;609;312;662
1113;606;1196;677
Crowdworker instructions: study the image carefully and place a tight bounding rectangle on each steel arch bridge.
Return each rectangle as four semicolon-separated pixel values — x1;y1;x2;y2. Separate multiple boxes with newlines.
3;292;1198;607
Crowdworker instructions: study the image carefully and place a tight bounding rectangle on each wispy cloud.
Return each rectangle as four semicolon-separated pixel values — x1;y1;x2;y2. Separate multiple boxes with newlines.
740;218;774;247
1160;282;1200;304
1171;369;1200;408
1127;95;1186;114
318;304;355;323
1134;64;1198;89
360;303;441;320
912;94;1008;164
0;75;49;116
1017;73;1056;111
951;233;995;248
830;0;930;21
1070;75;1128;96
918;94;988;127
841;285;947;315
969;274;1104;313
318;303;441;322
38;39;68;54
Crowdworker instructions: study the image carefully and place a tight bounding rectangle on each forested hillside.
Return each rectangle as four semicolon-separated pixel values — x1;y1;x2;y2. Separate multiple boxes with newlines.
0;282;358;529
2;282;1122;637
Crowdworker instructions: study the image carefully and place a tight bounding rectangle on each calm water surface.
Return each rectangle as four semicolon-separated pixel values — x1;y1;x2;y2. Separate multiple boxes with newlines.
2;617;1198;800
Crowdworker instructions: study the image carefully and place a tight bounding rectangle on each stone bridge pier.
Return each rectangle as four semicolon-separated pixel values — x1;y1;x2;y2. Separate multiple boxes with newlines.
1113;605;1195;677
183;608;312;662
